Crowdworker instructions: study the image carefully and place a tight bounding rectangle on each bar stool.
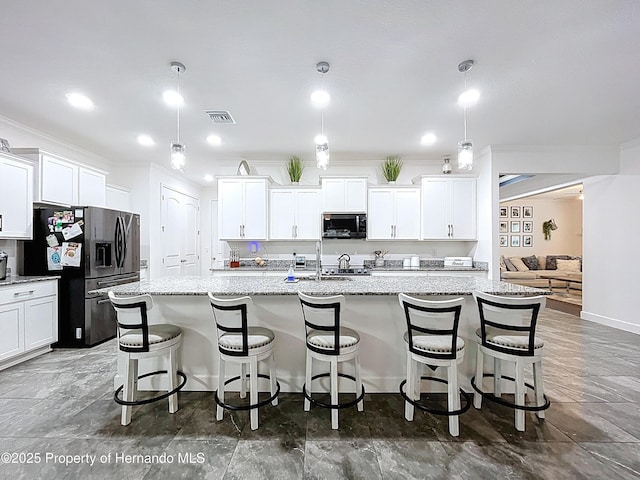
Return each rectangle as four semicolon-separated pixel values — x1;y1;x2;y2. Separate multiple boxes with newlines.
297;291;365;430
471;291;550;431
108;292;187;426
398;293;471;436
208;294;280;431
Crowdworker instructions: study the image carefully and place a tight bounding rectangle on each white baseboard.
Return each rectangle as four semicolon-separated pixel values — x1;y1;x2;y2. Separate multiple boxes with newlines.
581;311;640;336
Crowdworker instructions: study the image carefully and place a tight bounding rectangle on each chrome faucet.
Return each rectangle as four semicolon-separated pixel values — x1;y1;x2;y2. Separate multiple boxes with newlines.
315;241;322;281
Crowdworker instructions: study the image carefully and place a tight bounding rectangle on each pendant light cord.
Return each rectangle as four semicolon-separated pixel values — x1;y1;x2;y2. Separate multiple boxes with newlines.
176;67;181;143
463;71;468;141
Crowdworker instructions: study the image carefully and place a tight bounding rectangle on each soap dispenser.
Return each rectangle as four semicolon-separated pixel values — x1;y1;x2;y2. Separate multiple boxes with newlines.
287;264;296;282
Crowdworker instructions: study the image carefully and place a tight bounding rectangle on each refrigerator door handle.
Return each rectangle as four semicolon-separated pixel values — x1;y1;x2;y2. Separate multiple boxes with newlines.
120;216;128;268
115;216;125;268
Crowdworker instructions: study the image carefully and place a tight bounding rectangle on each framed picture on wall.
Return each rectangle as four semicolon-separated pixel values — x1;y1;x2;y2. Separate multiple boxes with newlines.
523;221;533;233
510;221;520;233
523;206;533;218
499;221;508;233
510;206;521;218
511;235;520;247
523;235;533;247
499;235;508;247
499;206;508;218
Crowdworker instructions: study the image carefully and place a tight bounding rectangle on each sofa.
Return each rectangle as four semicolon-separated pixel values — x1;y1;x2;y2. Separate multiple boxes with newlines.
500;254;582;289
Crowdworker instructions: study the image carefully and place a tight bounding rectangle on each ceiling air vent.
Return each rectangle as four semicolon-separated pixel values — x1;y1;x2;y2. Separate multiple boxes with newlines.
204;110;236;124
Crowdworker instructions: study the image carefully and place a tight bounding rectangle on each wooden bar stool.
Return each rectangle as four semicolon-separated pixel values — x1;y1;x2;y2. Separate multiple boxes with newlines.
108;292;187;426
208;294;280;431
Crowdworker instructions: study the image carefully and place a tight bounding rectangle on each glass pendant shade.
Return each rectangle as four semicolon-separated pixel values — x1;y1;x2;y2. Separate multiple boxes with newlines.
315;139;329;171
457;140;473;170
442;158;452;174
170;142;186;171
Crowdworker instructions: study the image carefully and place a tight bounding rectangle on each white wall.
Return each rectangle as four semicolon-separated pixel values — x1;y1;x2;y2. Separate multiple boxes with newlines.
582;139;640;334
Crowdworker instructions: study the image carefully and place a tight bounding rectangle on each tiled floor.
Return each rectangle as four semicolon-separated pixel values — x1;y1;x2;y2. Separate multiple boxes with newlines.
1;309;640;479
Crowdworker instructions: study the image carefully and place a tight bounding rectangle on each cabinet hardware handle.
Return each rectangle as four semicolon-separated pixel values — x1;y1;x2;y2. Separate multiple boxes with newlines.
390;225;394;237
450;224;454;237
181;259;187;263
97;298;111;305
97;275;138;286
13;290;35;297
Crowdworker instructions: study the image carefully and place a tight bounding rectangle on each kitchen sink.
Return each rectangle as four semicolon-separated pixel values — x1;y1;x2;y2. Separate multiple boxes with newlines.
295;276;352;281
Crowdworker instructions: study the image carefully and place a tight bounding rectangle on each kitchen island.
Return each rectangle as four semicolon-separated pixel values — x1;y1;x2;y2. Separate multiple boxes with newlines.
96;275;545;393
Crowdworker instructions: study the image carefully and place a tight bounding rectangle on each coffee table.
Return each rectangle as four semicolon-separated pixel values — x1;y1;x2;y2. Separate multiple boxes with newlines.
539;274;582;293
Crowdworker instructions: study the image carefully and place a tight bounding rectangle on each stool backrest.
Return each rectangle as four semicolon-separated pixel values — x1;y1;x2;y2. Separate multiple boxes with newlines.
108;292;154;353
473;291;546;356
208;294;252;356
297;291;345;356
398;293;465;360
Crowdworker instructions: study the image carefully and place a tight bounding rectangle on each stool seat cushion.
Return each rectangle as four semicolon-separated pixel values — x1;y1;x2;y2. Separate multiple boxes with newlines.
307;327;360;350
119;324;182;347
219;326;275;351
403;332;465;353
475;328;544;350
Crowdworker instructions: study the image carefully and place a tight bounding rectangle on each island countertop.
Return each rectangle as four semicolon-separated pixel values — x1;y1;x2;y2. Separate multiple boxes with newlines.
93;274;546;297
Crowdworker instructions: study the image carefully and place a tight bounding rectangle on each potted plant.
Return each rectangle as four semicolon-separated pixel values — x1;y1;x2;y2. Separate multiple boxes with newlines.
382;155;402;183
542;219;558;240
286;155;304;184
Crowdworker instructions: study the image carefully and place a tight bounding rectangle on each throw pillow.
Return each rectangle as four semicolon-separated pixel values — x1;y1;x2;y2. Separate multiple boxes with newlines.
556;259;581;273
546;255;571;270
503;257;518;272
537;255;547;270
499;255;507;269
521;255;539;270
509;257;530;272
570;255;583;271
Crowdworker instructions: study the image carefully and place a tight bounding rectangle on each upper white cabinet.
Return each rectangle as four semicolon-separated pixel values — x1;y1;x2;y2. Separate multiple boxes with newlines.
321;177;367;212
270;188;321;240
12;148;107;207
218;177;269;240
367;187;420;240
420;176;477;240
0;153;33;239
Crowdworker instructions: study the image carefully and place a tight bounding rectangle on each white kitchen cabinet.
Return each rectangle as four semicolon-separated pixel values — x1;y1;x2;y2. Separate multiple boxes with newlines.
420;176;477;240
367;187;420;240
218;177;269;240
106;184;132;211
12;148;107;207
0;153;33;239
270;188;321;240
0;280;58;369
321;177;367;212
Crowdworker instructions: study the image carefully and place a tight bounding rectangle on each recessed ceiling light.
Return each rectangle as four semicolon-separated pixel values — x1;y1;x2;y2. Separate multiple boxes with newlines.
66;92;94;110
421;133;437;146
458;89;480;107
207;134;222;146
137;135;155;146
310;89;330;108
163;89;183;107
204;174;214;182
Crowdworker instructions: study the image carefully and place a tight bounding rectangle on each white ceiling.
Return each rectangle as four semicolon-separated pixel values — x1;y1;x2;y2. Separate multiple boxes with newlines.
0;1;638;185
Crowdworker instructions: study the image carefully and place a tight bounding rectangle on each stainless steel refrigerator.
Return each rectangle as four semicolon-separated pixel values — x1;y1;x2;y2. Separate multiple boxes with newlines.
20;206;140;347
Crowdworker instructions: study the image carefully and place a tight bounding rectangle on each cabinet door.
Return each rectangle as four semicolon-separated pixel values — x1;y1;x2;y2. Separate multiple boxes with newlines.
0;303;24;361
41;154;78;205
78;167;106;206
24;296;57;350
0;155;33;239
421;178;450;239
450;178;477;239
218;179;244;239
367;189;395;239
269;190;295;240
344;178;367;212
322;178;345;212
394;188;421;240
294;190;321;239
161;186;200;276
242;179;267;240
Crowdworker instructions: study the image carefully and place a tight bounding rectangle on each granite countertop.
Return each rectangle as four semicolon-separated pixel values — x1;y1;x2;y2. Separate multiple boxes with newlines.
210;260;488;273
93;275;545;297
0;275;61;287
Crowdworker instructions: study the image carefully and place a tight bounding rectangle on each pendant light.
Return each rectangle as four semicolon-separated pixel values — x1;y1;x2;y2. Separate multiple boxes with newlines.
442;156;452;174
457;59;475;171
169;61;186;171
313;61;330;170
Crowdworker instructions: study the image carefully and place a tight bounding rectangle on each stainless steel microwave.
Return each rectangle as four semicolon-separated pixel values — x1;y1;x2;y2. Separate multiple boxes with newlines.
322;213;367;239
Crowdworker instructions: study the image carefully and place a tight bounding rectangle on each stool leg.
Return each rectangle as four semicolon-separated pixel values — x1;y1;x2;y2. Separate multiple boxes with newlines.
121;356;136;426
249;357;259;430
533;360;545;419
240;363;247;399
515;359;526;431
447;362;460;437
304;350;312;412
474;346;483;409
404;353;414;421
168;345;179;414
355;354;363;412
216;355;225;421
269;352;278;407
494;358;502;398
330;357;339;430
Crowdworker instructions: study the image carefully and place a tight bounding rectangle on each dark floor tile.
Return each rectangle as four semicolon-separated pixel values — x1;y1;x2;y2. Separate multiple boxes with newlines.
373;440;463;480
223;439;304;480
545;402;639;442
580;442;640;480
304;440;382;480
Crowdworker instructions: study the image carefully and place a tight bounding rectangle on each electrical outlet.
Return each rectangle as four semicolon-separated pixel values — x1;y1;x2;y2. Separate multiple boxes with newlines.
75;328;82;339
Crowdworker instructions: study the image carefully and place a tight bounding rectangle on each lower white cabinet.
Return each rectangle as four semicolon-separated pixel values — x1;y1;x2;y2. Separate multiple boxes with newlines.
0;280;58;369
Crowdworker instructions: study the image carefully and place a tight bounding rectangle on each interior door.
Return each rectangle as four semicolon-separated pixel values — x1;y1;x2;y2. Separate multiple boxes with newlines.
181;194;200;275
161;185;200;276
